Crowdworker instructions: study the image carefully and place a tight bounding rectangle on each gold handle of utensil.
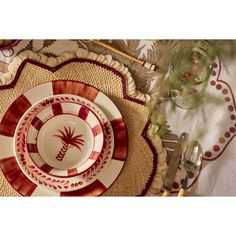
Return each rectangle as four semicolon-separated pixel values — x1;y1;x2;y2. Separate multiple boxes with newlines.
162;190;170;197
92;40;157;71
178;188;186;197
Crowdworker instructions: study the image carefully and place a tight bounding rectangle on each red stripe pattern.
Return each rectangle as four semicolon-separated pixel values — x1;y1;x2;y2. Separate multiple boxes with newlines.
89;151;100;160
67;168;78;176
60;180;106;196
110;118;128;161
78;106;89;120
40;164;53;173
31;116;44;130
27;143;38;153
92;124;102;136
52;103;63;116
52;81;99;102
0;95;31;137
0;156;37;196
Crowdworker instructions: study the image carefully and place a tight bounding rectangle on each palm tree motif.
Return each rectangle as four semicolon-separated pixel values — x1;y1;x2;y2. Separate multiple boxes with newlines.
54;126;84;161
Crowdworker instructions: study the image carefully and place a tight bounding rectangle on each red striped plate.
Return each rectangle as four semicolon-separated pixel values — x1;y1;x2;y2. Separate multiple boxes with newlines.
0;80;128;196
15;95;107;178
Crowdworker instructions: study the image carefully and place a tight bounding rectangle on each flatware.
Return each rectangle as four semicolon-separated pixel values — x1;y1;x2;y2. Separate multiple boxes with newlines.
162;132;189;196
92;40;158;72
178;140;203;196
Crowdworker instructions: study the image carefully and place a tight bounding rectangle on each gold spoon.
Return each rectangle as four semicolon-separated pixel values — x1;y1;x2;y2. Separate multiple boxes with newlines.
178;140;203;196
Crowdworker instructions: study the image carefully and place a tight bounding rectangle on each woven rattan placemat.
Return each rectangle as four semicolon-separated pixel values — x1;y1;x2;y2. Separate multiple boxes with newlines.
0;49;167;196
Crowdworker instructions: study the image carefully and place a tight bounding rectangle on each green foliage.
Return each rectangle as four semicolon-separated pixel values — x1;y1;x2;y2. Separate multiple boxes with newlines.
149;40;236;135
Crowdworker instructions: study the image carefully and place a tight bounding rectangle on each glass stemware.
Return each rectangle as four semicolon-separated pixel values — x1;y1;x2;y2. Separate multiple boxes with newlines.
168;46;212;109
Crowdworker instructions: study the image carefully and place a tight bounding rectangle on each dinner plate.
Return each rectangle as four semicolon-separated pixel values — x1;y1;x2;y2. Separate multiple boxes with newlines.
15;95;106;178
0;80;128;196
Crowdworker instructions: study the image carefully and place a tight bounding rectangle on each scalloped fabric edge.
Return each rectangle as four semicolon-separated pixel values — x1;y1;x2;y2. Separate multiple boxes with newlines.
0;49;151;103
0;48;167;196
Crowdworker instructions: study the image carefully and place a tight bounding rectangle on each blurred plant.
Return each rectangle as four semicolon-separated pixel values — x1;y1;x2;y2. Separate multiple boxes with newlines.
149;40;236;136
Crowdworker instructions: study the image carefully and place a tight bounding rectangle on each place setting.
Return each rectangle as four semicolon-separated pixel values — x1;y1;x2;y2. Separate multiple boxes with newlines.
0;39;236;196
0;41;159;197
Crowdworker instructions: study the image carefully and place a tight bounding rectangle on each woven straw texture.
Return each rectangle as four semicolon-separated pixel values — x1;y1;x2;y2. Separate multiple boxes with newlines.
0;60;155;196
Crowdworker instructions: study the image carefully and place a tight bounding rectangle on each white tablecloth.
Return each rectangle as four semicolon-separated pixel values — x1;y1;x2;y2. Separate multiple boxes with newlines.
163;55;236;196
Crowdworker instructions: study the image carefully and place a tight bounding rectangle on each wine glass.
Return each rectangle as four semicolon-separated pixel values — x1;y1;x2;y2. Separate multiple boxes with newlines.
168;46;212;109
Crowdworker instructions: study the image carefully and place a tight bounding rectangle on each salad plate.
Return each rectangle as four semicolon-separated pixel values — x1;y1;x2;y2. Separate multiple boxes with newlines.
0;80;128;196
12;94;113;192
15;95;106;177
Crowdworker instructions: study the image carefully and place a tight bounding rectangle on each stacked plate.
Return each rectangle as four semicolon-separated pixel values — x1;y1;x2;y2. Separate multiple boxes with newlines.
0;80;128;196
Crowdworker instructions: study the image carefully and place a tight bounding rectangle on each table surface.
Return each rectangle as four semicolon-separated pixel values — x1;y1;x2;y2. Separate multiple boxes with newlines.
1;39;236;196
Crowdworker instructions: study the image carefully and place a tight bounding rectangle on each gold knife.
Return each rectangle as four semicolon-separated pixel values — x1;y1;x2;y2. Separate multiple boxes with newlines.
162;132;189;196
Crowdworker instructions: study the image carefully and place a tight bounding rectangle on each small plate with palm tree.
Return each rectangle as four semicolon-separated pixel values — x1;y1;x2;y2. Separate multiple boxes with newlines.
34;103;105;173
14;94;114;192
